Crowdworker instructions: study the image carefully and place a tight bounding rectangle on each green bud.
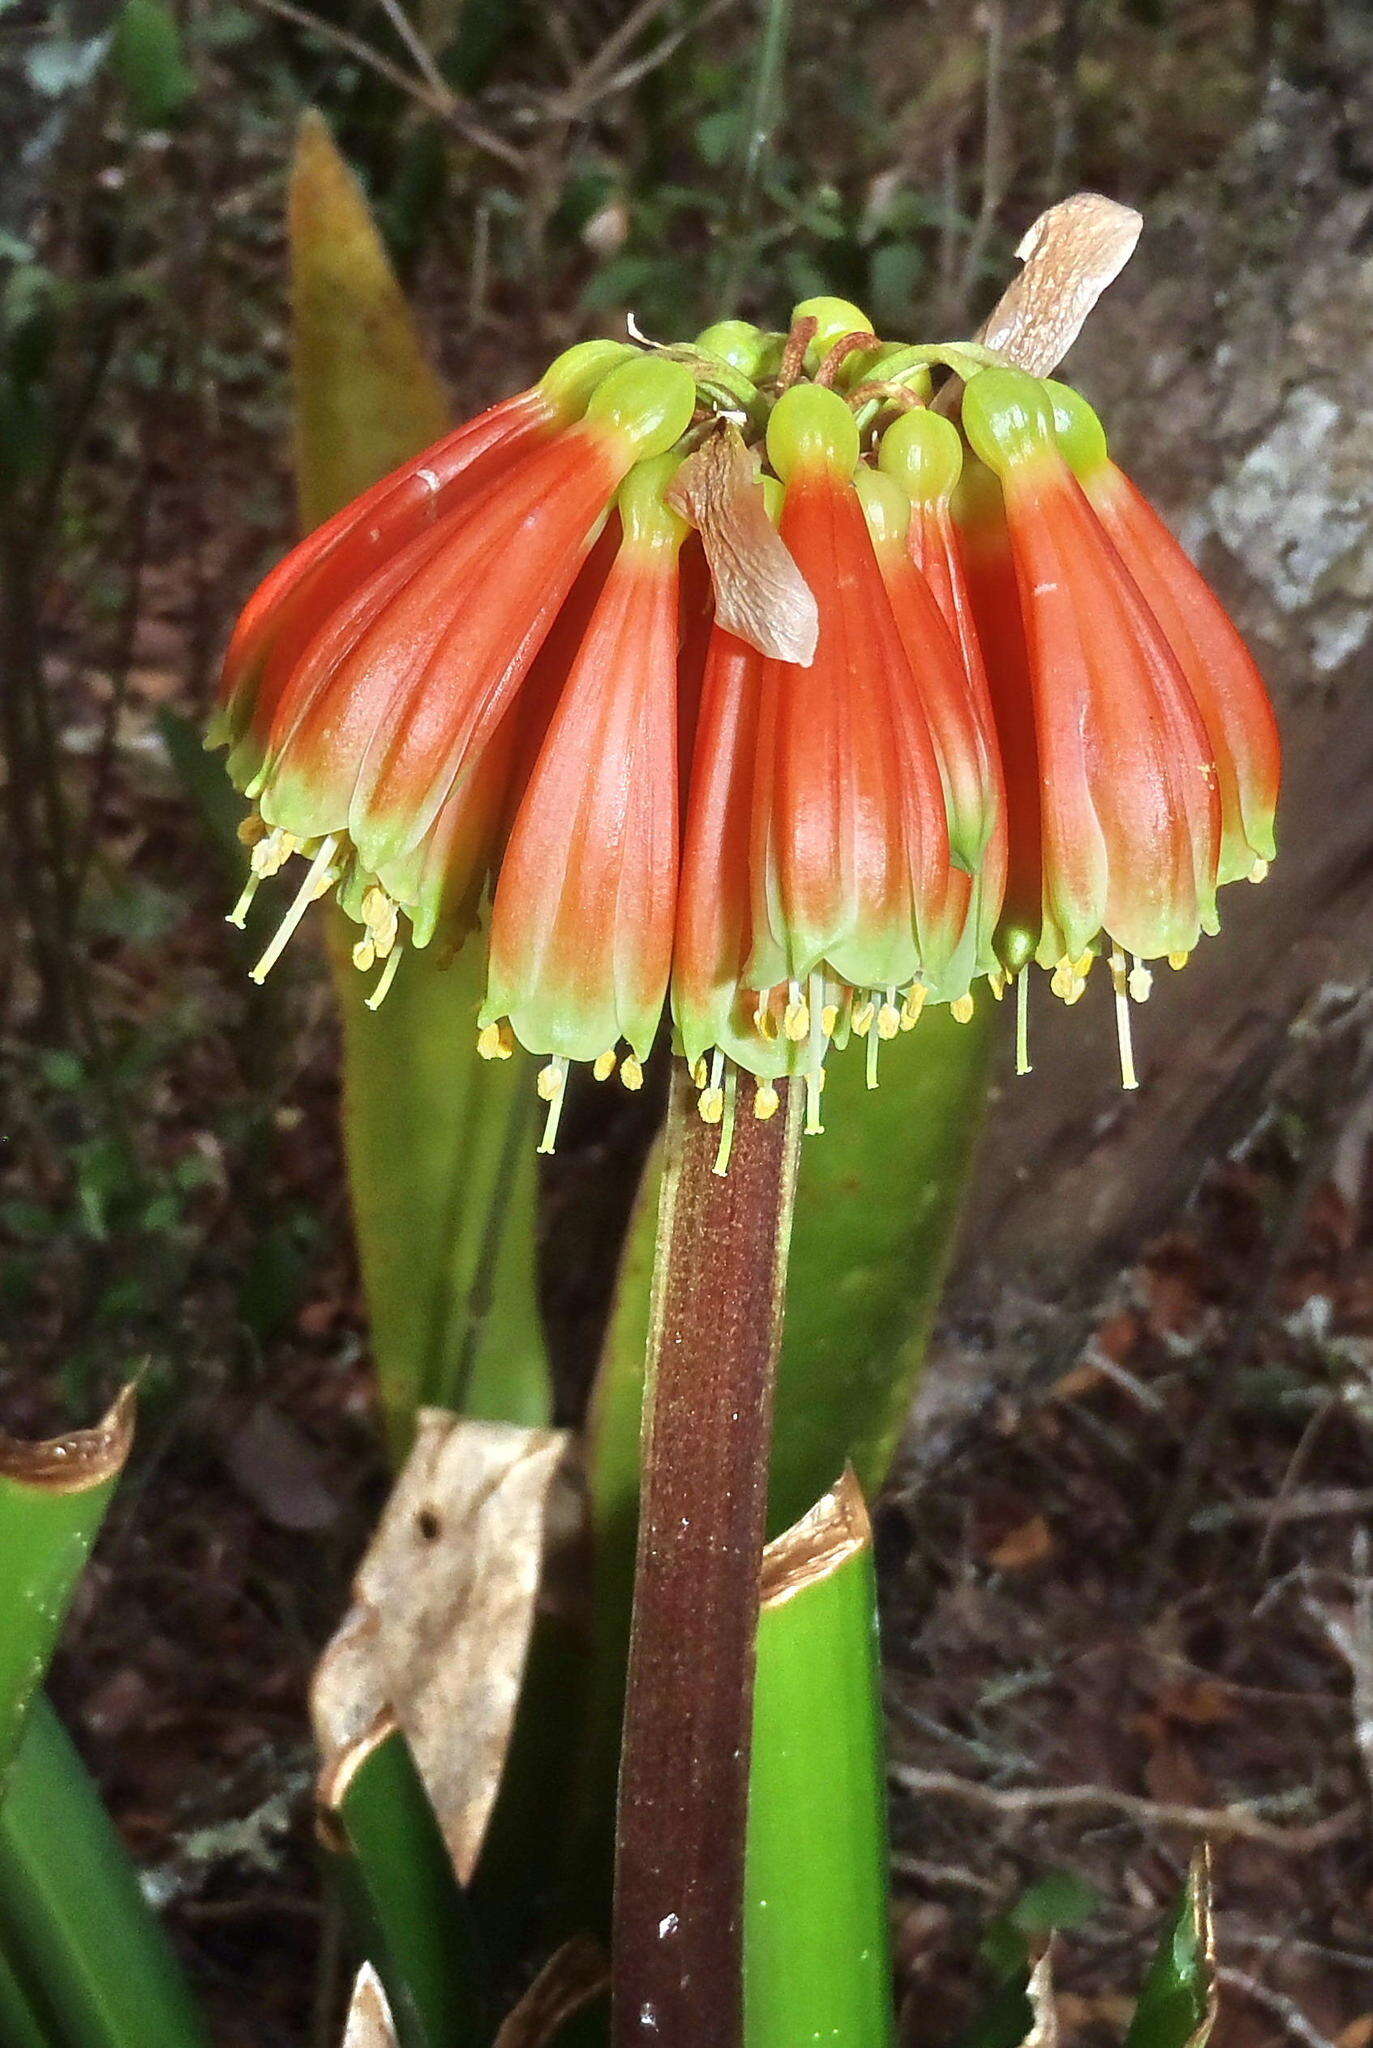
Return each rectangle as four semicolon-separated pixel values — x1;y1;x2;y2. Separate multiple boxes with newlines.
1043;378;1110;476
791;295;873;360
585;355;697;458
960;367;1057;474
618;453;688;551
766;384;861;482
539;339;634;418
852;466;910;549
878;408;964;504
694;320;771;378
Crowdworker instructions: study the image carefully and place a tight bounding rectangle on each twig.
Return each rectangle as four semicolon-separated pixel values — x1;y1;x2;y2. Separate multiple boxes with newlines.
1304;1529;1373;1811
1217;1969;1338;2048
894;1767;1360;1851
1191;1487;1373;1533
710;0;795;316
246;0;526;170
370;0;451;106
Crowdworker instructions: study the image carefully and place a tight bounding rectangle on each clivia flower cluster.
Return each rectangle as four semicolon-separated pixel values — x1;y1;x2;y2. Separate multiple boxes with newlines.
212;291;1279;1163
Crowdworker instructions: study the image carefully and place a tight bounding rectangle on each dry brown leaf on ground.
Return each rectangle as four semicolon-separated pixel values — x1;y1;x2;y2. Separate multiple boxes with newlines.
312;1412;570;1881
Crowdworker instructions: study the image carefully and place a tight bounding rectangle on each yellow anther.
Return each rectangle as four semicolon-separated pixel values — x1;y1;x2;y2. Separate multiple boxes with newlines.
699;1087;725;1125
1249;857;1269;885
251;827;299;878
478;1021;514;1061
237;814;267;846
537;1061;565;1101
754;1081;780;1121
352;937;377;973
784;1000;810;1042
988;969;1007;1002
621;1055;644;1091
1168;950;1190;971
820;1004;839;1037
951;993;975;1024
691;1056;709;1088
1128;960;1153;1003
877;1002;901;1040
594;1049;619;1082
901;985;927;1030
851;1000;875;1037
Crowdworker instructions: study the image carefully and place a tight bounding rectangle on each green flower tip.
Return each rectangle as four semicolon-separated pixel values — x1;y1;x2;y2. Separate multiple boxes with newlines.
766;383;860;482
584;354;698;458
878;407;964;504
852;466;910;550
960;366;1058;475
1043;377;1110;476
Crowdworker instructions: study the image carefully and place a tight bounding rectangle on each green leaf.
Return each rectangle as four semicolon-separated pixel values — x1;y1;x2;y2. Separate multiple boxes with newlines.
287;110;550;1452
320;1722;490;2048
288;110;450;533
0;1391;134;1791
772;1000;992;1529
1125;1854;1217;2048
110;0;195;126
744;1472;895;2048
0;1698;207;2048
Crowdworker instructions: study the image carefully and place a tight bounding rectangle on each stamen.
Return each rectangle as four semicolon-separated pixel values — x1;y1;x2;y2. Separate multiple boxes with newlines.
365;944;404;1011
804;1069;824;1136
478;1021;515;1061
951;993;975;1024
1128;955;1153;1003
1168;950;1190;971
352;936;376;973
1015;970;1032;1076
852;998;875;1037
712;1067;739;1177
877;989;901;1040
227;872;263;929
900;984;926;1031
536;1058;569;1155
783;979;810;1042
691;1056;709;1089
1108;950;1139;1091
754;1080;780;1121
698;1087;725;1125
866;1017;881;1090
1249;857;1269;885
594;1049;619;1082
988;968;1007;1003
621;1055;644;1092
250;827;299;879
236;815;267;847
249;836;338;984
820;1004;839;1038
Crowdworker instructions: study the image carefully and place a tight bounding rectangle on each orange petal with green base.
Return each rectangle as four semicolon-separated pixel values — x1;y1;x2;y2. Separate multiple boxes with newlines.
484;489;684;1064
963;368;1220;965
1045;379;1279;888
747;386;964;996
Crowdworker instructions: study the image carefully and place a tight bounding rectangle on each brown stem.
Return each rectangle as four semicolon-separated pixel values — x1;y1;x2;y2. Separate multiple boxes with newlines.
612;1064;802;2048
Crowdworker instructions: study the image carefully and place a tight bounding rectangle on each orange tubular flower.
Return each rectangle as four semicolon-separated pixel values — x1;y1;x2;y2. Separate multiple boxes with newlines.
481;458;687;1143
213;340;629;786
213;352;696;987
856;448;1004;993
747;387;964;1021
215;277;1280;1149
960;369;1222;1025
1045;380;1280;890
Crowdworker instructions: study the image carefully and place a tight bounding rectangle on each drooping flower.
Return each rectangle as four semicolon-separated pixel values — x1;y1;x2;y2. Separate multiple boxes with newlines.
215;351;696;988
855;446;1004;993
216;243;1280;1148
1045;379;1280;891
958;366;1225;1079
480;457;687;1145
